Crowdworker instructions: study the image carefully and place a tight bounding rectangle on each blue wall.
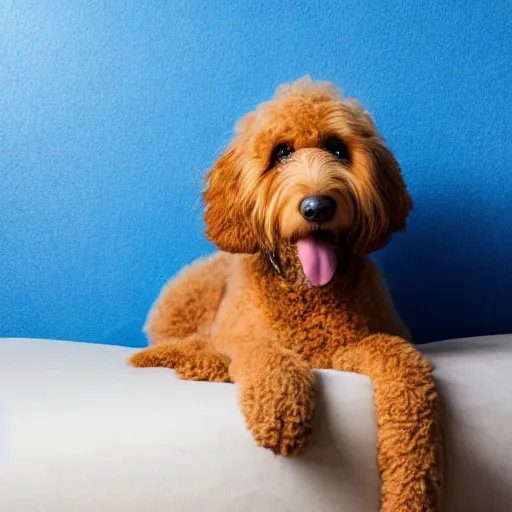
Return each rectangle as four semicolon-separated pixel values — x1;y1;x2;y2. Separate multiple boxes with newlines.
1;1;511;346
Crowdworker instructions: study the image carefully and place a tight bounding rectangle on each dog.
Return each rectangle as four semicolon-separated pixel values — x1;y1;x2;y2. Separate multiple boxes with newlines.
130;77;443;512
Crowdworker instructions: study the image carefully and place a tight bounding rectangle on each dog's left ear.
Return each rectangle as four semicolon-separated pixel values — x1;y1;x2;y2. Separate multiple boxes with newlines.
203;146;258;254
351;141;413;254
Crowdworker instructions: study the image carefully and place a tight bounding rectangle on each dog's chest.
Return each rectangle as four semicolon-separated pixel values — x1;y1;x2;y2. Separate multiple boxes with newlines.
260;281;371;367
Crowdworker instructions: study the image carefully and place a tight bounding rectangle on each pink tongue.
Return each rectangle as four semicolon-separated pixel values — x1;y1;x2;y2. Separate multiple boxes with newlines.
296;237;338;287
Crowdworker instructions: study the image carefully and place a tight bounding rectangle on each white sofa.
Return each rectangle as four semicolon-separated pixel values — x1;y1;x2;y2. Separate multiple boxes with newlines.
1;336;511;511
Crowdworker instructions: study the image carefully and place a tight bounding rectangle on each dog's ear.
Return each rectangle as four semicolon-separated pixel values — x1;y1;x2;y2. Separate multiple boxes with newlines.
203;146;258;254
350;141;413;255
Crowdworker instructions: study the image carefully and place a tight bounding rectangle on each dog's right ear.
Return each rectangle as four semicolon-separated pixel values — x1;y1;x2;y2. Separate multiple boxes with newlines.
203;146;258;254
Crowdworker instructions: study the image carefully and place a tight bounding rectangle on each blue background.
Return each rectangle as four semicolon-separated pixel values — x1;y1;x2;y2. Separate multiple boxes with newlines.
1;1;511;347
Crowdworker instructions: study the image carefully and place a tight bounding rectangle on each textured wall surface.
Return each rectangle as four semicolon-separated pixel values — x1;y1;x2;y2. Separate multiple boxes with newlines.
1;1;511;346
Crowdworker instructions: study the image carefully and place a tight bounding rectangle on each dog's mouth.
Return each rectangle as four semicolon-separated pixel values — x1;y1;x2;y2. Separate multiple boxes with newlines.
296;231;338;287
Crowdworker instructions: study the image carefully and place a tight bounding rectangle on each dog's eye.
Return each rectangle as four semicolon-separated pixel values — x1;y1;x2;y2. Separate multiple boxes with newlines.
270;143;294;166
323;136;351;162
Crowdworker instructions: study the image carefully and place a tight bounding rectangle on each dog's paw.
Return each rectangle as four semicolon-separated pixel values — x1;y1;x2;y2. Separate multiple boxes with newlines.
240;362;316;456
128;345;181;368
129;341;232;382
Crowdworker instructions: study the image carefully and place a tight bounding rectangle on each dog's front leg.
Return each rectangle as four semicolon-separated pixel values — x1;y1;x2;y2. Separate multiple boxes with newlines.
333;335;444;512
225;338;317;457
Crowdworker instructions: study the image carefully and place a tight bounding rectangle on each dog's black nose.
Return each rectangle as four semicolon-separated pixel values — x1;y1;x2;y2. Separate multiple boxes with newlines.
300;196;337;223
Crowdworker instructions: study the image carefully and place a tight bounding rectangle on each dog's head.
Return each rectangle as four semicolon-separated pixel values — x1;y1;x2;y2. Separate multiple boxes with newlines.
204;77;412;286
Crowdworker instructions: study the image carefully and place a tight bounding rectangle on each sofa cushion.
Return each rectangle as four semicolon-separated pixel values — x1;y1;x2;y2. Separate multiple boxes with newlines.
0;336;511;511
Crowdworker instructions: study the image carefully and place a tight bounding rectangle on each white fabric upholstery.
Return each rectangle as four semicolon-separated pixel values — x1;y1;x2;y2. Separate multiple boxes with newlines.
0;336;511;511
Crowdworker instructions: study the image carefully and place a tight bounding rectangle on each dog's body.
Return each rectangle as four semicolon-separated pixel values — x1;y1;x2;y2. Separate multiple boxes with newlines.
143;252;410;370
131;78;443;511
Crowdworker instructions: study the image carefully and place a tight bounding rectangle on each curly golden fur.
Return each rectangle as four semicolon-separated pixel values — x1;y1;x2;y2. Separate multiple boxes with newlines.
130;77;444;511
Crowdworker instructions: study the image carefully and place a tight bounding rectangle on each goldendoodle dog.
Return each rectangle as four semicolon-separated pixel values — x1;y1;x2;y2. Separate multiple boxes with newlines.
130;77;443;512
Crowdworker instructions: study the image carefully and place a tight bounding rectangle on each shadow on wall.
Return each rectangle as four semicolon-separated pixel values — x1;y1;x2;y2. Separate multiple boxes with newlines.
378;207;510;344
